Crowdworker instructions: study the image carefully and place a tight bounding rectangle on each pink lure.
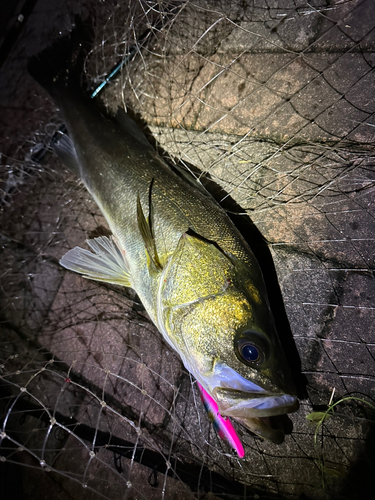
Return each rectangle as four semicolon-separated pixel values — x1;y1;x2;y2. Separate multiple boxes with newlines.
197;382;245;458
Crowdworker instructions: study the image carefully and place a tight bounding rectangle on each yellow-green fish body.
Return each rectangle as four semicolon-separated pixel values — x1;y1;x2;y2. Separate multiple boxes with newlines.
28;21;298;444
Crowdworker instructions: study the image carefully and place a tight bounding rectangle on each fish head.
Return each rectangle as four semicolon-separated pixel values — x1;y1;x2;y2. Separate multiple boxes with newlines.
157;232;299;442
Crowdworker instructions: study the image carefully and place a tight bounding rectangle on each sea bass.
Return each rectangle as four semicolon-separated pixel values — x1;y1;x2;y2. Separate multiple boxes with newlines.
28;20;298;449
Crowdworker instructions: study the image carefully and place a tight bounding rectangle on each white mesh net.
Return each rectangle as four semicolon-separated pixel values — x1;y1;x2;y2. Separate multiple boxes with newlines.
1;1;374;499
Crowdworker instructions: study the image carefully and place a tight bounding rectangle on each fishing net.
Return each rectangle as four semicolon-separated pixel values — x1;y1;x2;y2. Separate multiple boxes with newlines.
0;0;374;498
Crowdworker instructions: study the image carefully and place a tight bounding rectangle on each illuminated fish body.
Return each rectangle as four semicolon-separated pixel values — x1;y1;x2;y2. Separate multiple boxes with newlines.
28;20;299;448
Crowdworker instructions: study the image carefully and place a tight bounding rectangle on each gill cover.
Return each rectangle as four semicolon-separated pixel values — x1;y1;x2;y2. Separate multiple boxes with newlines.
156;231;274;384
157;231;234;370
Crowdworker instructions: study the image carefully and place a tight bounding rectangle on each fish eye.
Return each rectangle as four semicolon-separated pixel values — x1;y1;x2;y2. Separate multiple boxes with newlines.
234;331;269;366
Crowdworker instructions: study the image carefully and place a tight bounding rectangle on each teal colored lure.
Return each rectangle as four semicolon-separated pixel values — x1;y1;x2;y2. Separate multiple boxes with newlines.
28;19;299;452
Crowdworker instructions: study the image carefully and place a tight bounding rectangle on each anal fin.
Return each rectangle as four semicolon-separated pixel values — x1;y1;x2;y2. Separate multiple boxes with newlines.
60;236;132;287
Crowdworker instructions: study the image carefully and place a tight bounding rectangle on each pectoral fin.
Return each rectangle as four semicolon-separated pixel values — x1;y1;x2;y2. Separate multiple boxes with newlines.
137;194;162;270
60;236;132;287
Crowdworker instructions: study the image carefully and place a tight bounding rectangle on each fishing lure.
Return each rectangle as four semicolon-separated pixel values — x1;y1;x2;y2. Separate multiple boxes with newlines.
197;382;245;458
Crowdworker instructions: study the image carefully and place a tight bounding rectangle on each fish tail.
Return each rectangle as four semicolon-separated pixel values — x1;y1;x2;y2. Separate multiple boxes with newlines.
27;16;93;99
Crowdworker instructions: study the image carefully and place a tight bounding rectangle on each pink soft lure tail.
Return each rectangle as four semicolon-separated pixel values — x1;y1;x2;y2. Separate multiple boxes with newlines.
197;382;245;458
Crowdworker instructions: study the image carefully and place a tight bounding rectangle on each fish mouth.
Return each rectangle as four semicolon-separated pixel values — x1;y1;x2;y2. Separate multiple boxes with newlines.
213;387;299;443
197;363;299;443
213;388;299;418
213;387;299;418
198;362;298;416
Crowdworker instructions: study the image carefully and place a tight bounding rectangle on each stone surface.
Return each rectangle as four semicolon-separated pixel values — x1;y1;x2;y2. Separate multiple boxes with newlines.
0;1;374;499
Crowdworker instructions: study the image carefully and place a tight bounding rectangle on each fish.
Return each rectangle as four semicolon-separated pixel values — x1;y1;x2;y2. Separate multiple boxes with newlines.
27;18;299;451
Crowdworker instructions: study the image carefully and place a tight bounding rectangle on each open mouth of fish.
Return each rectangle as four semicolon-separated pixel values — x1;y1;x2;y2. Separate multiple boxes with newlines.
213;388;299;417
198;363;299;443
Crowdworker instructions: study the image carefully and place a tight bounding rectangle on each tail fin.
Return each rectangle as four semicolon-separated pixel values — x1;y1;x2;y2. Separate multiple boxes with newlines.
27;17;93;99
